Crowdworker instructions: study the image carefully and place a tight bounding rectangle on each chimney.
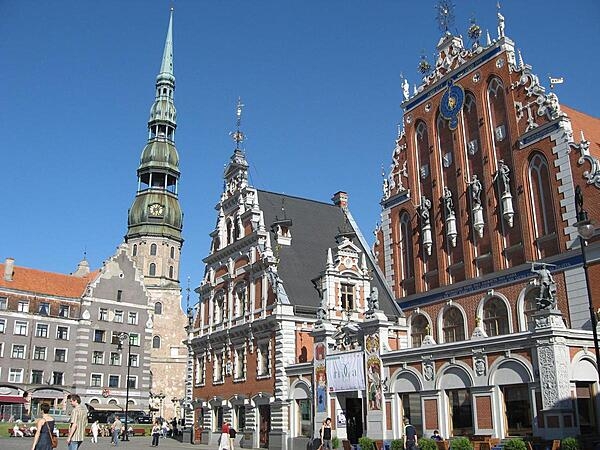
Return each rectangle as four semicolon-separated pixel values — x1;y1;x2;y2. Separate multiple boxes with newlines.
332;191;348;208
4;257;15;282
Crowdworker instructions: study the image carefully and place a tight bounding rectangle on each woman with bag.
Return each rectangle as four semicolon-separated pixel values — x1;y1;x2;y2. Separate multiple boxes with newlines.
151;420;161;447
31;403;57;450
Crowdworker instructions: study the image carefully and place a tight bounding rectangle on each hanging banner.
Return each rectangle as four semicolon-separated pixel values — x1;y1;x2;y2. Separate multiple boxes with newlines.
326;351;365;392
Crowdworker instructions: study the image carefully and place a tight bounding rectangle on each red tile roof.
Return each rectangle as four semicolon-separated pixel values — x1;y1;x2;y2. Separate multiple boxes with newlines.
0;263;97;299
563;105;600;158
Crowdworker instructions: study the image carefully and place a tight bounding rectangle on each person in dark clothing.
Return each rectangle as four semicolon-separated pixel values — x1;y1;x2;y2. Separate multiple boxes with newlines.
229;426;237;450
431;429;443;441
403;418;418;450
320;418;332;450
31;403;55;450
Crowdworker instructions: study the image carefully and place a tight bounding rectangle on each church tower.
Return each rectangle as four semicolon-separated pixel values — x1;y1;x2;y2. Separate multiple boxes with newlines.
125;9;187;421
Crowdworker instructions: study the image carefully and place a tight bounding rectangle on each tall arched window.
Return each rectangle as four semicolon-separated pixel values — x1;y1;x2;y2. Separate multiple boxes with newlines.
150;243;157;256
399;211;415;295
213;292;225;323
149;263;156;276
152;336;161;349
483;297;509;336
442;307;465;343
154;302;163;315
528;153;559;258
411;314;429;347
234;283;247;317
132;244;137;256
227;219;234;245
169;266;174;279
170;246;175;259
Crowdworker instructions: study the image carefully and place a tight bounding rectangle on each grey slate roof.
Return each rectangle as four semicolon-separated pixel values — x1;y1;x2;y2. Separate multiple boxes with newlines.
256;190;401;320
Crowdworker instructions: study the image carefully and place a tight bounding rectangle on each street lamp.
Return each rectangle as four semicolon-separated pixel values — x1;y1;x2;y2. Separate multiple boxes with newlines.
116;332;132;441
157;392;165;420
574;185;600;381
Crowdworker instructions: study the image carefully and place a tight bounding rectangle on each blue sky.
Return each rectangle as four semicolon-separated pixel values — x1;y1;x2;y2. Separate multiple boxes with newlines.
2;1;599;305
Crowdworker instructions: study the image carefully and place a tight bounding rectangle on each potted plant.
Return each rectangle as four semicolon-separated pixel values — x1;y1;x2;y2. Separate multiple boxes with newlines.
561;437;580;450
332;437;341;449
449;437;473;450
390;439;403;450
359;436;376;450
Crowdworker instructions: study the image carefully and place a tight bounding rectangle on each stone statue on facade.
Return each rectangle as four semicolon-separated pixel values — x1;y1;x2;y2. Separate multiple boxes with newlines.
368;286;380;311
443;186;454;217
531;262;557;310
493;159;511;195
402;77;410;101
466;174;483;207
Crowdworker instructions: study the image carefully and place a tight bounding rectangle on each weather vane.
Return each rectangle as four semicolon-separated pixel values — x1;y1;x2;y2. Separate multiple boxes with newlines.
435;0;455;33
229;97;246;150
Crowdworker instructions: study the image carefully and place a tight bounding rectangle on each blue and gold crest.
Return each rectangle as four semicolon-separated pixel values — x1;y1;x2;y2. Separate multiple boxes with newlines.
439;80;465;130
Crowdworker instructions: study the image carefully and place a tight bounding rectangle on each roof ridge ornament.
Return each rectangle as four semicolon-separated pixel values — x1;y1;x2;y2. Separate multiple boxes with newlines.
229;97;246;151
435;0;455;34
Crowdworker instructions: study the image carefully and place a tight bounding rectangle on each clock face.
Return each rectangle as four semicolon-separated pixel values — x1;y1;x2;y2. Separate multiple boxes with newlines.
439;81;465;131
149;203;164;216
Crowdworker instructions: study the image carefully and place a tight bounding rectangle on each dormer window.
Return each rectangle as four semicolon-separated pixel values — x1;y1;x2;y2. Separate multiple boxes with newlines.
340;283;354;311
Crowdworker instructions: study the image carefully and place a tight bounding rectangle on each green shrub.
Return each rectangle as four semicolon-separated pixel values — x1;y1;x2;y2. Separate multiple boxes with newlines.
332;437;340;449
418;437;438;450
449;437;473;450
359;437;376;450
561;437;580;450
503;439;527;450
390;439;403;450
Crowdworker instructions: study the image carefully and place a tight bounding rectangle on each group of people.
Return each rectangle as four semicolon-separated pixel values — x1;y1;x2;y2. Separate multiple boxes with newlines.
217;421;238;450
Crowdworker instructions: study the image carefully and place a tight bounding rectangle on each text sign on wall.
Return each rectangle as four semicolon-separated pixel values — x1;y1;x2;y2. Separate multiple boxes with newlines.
326;351;365;392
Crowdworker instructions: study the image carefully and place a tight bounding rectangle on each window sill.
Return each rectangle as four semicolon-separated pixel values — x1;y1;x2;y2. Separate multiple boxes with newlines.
256;374;271;380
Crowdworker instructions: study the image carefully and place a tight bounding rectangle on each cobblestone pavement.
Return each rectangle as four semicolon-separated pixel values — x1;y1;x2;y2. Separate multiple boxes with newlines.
0;436;206;450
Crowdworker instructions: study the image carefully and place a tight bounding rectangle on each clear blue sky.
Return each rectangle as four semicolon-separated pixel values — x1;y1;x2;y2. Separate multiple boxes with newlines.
2;1;599;304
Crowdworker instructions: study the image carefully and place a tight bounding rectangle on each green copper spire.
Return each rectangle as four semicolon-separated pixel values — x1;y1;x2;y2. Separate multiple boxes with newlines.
126;9;183;244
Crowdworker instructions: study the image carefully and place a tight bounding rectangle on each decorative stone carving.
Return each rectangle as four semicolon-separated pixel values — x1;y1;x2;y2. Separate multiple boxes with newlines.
466;175;485;238
537;339;571;410
573;131;600;189
474;356;486;376
493;160;515;227
419;196;433;256
512;66;563;131
423;361;435;381
530;263;557;310
443;186;457;247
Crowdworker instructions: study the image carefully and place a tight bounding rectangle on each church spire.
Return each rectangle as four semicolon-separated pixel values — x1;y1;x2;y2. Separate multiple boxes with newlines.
126;9;183;251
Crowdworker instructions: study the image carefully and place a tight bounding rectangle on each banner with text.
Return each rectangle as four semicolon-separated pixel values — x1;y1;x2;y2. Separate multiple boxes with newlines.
326;351;365;392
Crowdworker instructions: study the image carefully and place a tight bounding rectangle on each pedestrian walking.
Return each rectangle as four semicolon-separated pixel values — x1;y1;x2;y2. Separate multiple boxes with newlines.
31;403;55;450
218;422;230;450
228;425;237;450
320;418;332;450
90;421;99;444
111;416;123;446
403;417;418;450
151;420;161;447
67;394;87;450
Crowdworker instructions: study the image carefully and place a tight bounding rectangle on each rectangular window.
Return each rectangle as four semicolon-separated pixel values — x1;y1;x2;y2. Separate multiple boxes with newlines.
52;371;63;385
195;356;205;385
0;297;7;310
14;320;28;336
11;344;25;359
108;375;119;388
116;290;123;302
90;374;102;387
33;346;47;360
129;354;139;367
39;302;50;315
99;308;108;321
129;333;140;347
94;329;106;343
31;370;44;384
58;305;70;318
114;310;124;323
0;342;4;357
92;351;104;364
235;348;246;380
54;349;66;363
341;284;354;311
17;301;29;313
127;312;138;325
258;343;270;377
56;326;69;340
36;323;49;338
127;375;137;389
110;352;121;366
0;318;5;333
8;368;24;383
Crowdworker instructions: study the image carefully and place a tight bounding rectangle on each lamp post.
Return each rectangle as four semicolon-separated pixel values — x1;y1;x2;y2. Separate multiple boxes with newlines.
158;392;165;420
574;185;600;381
117;332;132;441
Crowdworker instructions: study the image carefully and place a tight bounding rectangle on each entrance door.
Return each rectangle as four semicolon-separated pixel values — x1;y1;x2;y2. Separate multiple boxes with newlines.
575;382;598;435
259;405;270;448
345;398;363;445
447;389;473;436
502;385;532;436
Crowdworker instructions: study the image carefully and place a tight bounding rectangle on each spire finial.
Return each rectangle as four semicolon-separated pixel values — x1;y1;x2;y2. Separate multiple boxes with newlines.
159;8;174;77
435;0;455;34
230;97;246;150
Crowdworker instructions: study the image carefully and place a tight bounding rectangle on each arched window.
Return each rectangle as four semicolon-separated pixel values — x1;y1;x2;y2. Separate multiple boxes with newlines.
150;243;157;256
399;211;415;295
213;292;225;323
169;266;174;279
154;302;163;315
227;219;234;245
528;153;558;257
149;263;156;276
483;297;509;336
234;283;247;317
170;246;175;259
152;336;161;349
411;314;429;347
132;244;137;256
442;307;465;343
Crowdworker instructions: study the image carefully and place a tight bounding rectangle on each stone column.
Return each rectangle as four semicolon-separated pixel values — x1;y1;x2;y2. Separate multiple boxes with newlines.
311;320;337;437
